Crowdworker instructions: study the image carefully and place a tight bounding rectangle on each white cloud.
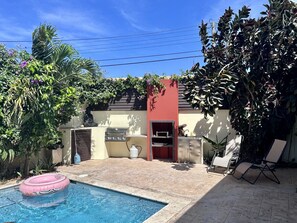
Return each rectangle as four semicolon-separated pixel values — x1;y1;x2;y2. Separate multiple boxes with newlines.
113;0;161;32
37;8;108;37
0;17;32;40
120;10;152;32
0;16;33;50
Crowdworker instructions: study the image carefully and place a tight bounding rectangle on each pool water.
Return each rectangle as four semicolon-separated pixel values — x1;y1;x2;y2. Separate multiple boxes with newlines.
0;182;166;223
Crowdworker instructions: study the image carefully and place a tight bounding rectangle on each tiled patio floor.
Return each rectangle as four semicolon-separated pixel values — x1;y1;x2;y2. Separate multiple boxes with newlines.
54;158;297;223
1;158;296;222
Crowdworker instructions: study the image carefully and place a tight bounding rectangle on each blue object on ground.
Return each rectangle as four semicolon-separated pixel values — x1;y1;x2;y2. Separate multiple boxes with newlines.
74;153;81;164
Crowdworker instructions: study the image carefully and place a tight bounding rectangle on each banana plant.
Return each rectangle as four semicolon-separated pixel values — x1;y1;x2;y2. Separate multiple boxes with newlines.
202;133;230;155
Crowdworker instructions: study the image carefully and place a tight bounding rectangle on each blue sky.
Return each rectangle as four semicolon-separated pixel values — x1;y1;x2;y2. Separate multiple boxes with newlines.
0;0;282;78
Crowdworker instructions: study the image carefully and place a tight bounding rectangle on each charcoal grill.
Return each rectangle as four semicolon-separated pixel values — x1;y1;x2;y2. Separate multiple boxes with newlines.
105;127;128;141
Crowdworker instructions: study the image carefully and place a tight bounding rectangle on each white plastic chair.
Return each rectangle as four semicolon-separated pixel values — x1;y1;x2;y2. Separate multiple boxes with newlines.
208;135;242;175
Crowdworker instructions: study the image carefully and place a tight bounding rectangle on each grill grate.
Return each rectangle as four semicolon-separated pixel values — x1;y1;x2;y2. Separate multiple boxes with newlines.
105;128;128;141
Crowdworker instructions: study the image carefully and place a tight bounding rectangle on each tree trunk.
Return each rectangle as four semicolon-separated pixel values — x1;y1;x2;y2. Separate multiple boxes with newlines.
248;101;254;159
23;153;31;177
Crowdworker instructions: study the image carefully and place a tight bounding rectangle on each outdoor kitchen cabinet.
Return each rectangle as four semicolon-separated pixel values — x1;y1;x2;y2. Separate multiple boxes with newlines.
60;126;108;165
178;137;203;164
71;129;92;163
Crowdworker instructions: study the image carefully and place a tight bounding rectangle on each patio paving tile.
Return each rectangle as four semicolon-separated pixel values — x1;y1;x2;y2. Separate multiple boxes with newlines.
2;158;297;222
54;159;297;223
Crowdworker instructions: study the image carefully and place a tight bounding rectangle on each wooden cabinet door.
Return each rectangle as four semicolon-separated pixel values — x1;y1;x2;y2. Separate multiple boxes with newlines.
71;129;91;163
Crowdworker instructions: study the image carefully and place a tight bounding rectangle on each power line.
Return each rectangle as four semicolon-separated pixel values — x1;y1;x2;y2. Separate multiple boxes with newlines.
0;24;216;43
1;31;199;54
61;26;198;42
0;26;197;43
80;40;200;53
73;34;199;53
1;32;200;54
0;40;32;43
95;50;199;62
100;55;203;67
72;32;198;49
75;36;197;51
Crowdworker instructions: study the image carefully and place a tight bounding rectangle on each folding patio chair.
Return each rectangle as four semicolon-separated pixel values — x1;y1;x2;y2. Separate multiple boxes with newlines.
208;135;242;175
233;139;287;184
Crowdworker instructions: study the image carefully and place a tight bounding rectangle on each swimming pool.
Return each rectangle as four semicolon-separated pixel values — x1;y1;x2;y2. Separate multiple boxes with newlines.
0;181;166;223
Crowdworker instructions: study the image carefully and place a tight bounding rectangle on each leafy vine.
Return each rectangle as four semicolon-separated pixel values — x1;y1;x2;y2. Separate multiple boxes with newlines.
82;73;167;106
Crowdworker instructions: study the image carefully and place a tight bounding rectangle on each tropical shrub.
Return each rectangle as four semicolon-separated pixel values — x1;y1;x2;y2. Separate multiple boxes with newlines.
0;25;102;176
183;0;297;159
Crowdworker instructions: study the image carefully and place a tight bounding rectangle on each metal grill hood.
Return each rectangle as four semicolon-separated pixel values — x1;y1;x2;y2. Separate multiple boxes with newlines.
105;127;128;141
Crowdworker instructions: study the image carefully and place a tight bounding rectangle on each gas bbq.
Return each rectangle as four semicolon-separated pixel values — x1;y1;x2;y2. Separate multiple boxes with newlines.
105;127;128;142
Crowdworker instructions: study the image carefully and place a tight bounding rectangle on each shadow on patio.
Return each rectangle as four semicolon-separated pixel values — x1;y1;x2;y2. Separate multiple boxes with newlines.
173;168;297;223
57;158;297;223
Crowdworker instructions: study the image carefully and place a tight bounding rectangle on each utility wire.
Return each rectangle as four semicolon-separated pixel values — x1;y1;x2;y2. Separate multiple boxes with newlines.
61;25;213;43
95;50;199;62
1;33;199;52
100;55;203;67
75;36;197;51
0;26;196;43
72;33;198;49
80;40;200;53
0;40;32;43
60;26;198;42
0;24;216;43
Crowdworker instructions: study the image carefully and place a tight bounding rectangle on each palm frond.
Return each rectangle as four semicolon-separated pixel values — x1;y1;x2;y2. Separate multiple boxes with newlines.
51;44;77;67
32;24;58;63
79;58;101;76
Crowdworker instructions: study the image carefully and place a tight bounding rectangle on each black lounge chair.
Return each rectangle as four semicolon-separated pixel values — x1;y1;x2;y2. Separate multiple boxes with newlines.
233;139;287;184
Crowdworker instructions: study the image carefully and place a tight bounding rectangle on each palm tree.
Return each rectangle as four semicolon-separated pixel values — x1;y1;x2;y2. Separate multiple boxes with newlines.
32;24;101;83
0;25;103;177
31;24;103;118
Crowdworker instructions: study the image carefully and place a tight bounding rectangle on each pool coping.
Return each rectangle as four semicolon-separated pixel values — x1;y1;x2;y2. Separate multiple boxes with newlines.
0;174;192;223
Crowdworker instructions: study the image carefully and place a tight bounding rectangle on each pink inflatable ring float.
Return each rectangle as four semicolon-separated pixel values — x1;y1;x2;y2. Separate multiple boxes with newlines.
20;173;70;196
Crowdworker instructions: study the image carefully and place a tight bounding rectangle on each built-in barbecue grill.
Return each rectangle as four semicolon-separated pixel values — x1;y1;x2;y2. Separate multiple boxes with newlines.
105;127;128;141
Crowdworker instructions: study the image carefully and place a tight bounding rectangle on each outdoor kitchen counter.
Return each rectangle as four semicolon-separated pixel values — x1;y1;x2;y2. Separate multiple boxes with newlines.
106;134;147;158
125;134;147;138
60;126;148;161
